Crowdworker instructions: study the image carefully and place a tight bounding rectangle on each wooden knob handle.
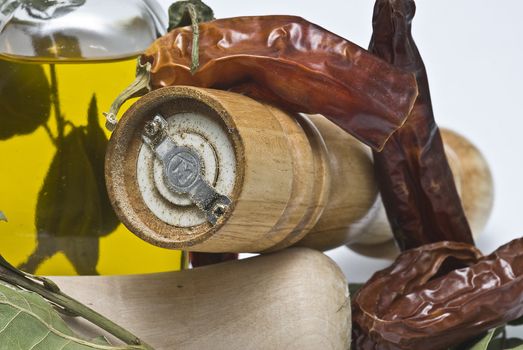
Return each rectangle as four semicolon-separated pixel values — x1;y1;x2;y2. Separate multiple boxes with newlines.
347;128;494;258
440;128;494;236
51;248;351;350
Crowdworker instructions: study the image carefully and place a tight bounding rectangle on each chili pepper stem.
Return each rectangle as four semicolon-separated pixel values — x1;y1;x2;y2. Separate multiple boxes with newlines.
103;58;151;131
187;4;200;74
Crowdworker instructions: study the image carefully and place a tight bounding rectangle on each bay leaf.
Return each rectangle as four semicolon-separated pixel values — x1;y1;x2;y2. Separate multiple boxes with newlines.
447;321;523;349
448;328;508;350
509;315;523;326
32;32;83;59
488;338;523;350
0;1;19;18
0;60;50;140
81;95;119;235
20;0;86;20
20;97;117;275
348;283;363;300
20;127;101;274
468;329;496;350
35;127;102;239
0;281;145;349
0;211;6;222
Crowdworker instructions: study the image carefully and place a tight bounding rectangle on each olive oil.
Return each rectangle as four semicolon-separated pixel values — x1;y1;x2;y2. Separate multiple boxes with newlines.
0;57;183;275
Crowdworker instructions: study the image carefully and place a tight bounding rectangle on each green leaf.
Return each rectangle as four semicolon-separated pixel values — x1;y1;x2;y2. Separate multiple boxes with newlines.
0;1;19;18
20;0;86;20
19;96;118;275
469;329;496;350
82;95;119;234
0;60;51;140
506;339;523;349
31;32;84;59
0;257;152;349
509;315;523;327
488;337;523;350
348;283;363;300
451;325;523;350
0;281;129;349
168;0;214;31
0;211;6;222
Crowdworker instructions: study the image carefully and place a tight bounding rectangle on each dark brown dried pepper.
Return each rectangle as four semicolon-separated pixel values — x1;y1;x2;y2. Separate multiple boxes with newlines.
141;15;418;151
368;0;474;249
352;237;523;350
189;252;238;268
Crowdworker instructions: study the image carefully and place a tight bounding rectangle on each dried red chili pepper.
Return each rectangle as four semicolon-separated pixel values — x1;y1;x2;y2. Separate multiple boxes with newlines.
352;237;523;350
140;15;418;151
189;252;238;268
368;0;474;250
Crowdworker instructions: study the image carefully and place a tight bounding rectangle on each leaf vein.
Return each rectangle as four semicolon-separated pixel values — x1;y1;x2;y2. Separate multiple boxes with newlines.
0;298;139;349
28;329;51;350
58;339;72;350
0;309;22;335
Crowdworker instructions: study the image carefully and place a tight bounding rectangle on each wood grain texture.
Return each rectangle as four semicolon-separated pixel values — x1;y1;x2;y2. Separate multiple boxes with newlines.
108;86;379;253
348;128;494;258
107;87;493;255
295;115;378;251
440;128;494;236
260;108;329;252
51;248;351;350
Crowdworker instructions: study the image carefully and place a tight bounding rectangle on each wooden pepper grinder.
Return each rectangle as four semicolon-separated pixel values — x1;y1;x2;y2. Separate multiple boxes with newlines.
105;86;493;254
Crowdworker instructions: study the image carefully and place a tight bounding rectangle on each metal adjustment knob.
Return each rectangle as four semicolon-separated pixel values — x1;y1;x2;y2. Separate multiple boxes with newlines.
142;115;231;225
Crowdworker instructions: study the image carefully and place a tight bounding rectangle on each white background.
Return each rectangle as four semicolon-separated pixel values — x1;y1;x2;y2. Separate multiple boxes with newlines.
156;1;523;281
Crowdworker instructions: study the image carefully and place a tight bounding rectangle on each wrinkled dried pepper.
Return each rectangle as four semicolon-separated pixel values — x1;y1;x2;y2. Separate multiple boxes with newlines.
189;252;238;268
140;15;418;151
352;238;523;350
368;0;474;250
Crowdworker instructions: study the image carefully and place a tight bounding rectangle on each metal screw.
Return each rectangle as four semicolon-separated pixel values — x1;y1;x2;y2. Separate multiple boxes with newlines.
212;203;227;217
144;120;160;137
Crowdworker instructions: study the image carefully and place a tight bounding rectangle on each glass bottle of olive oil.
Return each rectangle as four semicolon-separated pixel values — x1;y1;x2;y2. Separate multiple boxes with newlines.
0;0;183;275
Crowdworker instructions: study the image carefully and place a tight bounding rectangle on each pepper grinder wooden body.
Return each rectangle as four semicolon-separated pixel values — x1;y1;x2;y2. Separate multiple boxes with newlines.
106;86;493;254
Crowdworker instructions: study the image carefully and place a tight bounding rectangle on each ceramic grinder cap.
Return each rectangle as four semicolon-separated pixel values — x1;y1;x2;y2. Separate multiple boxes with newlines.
105;86;242;249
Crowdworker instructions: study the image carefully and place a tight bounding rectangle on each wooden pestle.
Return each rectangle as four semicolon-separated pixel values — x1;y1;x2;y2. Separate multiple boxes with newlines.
106;86;493;253
52;248;351;350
